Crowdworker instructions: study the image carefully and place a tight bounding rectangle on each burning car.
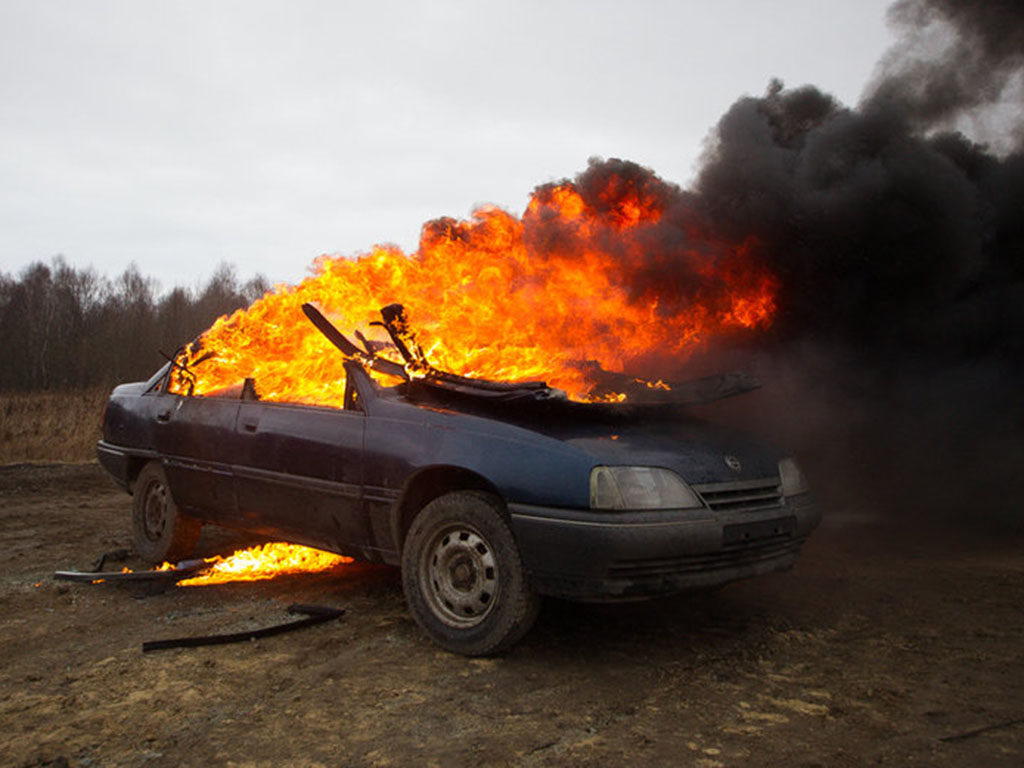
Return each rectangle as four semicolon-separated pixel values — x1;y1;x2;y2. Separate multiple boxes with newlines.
98;303;819;655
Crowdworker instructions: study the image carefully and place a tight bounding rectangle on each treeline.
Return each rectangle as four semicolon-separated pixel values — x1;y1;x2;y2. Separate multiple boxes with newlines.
0;257;269;391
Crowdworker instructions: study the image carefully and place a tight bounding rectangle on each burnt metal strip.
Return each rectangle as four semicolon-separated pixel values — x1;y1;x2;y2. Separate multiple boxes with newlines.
301;303;408;380
53;559;208;584
92;548;130;572
577;364;761;405
301;303;362;356
142;604;345;652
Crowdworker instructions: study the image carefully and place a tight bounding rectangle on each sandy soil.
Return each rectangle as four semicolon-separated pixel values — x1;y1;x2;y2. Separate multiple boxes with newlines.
1;463;1021;767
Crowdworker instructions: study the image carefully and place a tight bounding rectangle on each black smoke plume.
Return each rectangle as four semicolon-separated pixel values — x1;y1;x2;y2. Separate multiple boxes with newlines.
864;0;1024;140
691;0;1024;530
527;1;1023;529
695;79;1023;368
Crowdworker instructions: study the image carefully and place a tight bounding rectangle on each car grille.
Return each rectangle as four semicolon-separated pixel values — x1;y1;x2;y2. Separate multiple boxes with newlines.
607;536;804;579
692;477;782;514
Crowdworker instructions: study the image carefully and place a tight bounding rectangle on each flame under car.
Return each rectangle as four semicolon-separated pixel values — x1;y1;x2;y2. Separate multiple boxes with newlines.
98;329;819;655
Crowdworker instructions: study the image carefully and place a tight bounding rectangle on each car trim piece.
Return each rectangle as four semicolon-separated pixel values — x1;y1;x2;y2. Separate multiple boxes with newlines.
128;450;364;500
607;536;805;578
166;458;233;476
363;484;400;503
231;464;361;499
511;514;706;529
693;477;783;514
509;503;713;529
97;441;160;462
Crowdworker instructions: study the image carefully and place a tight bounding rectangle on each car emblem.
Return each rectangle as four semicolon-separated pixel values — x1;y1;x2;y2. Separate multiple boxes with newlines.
724;455;742;472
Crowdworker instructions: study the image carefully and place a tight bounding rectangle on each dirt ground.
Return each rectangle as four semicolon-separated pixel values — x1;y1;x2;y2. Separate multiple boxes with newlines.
1;463;1021;767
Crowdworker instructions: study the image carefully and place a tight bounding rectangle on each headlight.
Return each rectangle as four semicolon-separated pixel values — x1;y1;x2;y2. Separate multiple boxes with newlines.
590;466;703;510
778;458;809;496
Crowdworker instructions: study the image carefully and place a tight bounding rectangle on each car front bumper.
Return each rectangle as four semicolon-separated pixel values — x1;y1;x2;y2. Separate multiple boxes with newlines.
509;494;819;600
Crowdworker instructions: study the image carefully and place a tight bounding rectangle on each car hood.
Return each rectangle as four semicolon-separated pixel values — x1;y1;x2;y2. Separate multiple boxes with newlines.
403;394;785;487
535;417;782;486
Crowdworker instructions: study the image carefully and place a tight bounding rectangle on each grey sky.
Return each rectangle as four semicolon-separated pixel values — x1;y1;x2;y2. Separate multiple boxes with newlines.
0;0;894;291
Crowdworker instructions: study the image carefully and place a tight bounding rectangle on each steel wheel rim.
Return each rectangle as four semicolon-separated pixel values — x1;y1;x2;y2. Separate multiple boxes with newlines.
142;480;168;542
420;524;499;628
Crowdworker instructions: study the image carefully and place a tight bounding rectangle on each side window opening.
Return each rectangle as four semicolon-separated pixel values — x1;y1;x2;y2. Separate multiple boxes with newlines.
241;377;259;401
176;376;261;401
144;362;172;395
164;343;360;410
345;377;363;412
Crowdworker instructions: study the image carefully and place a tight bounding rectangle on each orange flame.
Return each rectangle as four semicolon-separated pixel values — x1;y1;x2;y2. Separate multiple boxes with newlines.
176;543;353;587
176;170;777;406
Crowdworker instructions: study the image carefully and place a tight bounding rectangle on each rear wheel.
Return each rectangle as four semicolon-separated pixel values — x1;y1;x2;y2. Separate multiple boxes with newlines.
131;462;201;564
402;491;540;656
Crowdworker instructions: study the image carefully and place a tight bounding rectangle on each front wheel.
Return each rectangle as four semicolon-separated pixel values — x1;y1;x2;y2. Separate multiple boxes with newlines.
401;491;540;656
131;462;202;564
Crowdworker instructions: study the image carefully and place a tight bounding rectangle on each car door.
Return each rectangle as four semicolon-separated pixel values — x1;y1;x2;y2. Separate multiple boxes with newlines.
231;381;365;553
151;390;239;520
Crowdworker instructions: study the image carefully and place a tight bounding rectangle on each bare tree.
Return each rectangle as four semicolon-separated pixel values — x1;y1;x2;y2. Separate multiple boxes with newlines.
0;258;268;391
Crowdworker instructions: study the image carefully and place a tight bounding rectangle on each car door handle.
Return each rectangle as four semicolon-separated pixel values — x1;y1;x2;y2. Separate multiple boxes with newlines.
157;409;171;422
242;419;259;432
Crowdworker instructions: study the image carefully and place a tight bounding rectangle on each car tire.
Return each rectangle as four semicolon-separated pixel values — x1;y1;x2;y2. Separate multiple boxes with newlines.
131;462;202;564
402;490;540;656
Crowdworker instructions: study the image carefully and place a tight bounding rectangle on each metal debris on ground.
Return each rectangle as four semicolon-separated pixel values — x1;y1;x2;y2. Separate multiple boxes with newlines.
141;604;345;652
92;548;130;572
53;559;209;596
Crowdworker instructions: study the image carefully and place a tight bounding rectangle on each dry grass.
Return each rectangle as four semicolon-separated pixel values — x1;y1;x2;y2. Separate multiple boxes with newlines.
0;389;109;463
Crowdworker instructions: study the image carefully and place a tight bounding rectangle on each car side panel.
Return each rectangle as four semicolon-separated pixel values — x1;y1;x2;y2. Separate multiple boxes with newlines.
99;386;163;489
365;411;589;501
102;387;162;446
231;400;367;555
362;398;596;560
153;394;239;518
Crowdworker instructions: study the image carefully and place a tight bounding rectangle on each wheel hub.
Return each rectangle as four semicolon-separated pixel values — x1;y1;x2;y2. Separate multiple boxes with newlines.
450;559;476;590
142;482;168;542
422;525;499;627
